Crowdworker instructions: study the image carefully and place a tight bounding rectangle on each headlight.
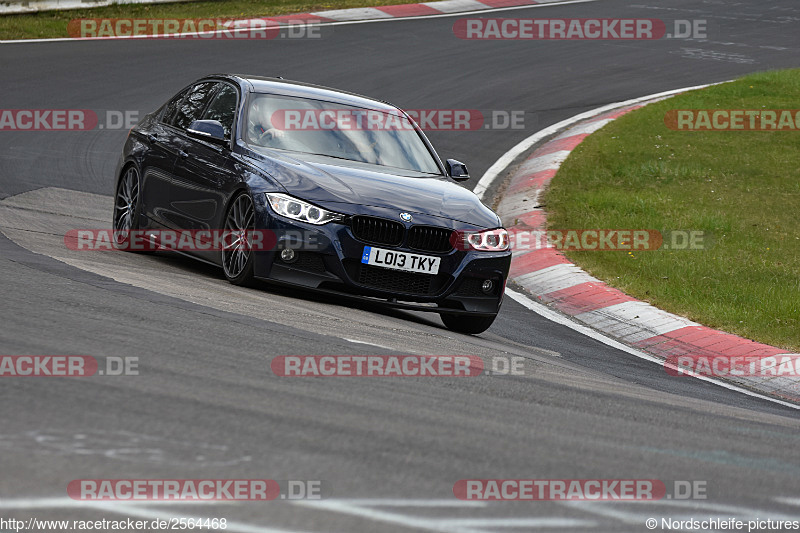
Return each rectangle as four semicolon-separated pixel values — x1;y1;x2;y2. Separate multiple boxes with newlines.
266;193;343;225
461;228;510;251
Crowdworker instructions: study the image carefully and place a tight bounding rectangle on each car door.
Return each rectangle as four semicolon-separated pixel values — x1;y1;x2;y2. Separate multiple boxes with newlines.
144;81;219;232
170;82;242;262
138;87;188;228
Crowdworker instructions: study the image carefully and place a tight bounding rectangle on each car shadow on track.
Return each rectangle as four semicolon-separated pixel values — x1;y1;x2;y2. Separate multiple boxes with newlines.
148;249;447;332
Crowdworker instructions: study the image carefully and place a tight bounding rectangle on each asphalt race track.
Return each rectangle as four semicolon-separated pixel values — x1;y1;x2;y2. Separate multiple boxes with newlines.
1;1;800;531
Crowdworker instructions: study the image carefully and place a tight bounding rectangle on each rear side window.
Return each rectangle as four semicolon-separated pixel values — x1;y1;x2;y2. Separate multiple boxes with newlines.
202;84;238;140
171;82;217;130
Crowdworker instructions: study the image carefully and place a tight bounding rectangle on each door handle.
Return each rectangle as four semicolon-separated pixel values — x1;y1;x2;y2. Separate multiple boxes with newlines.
178;150;189;159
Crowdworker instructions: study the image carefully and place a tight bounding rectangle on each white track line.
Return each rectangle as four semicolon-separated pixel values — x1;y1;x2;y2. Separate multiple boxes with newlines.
561;499;800;523
506;288;800;411
325;0;599;25
343;337;398;351
295;499;595;532
478;79;800;410
0;0;599;44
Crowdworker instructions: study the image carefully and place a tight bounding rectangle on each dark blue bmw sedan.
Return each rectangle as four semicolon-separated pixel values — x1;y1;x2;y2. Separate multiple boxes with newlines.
113;74;511;334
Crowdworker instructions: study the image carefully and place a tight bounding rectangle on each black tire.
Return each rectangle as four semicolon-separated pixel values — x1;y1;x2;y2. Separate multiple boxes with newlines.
440;313;497;335
112;165;144;251
221;192;256;286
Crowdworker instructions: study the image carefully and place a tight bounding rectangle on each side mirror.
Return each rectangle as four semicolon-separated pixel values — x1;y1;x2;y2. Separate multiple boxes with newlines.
187;120;227;145
446;159;470;182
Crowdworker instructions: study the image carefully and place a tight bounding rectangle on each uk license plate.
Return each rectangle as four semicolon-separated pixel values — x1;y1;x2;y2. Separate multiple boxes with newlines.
361;246;440;275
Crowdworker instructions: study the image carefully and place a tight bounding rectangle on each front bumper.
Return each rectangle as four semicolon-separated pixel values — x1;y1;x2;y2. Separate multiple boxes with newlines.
251;196;511;316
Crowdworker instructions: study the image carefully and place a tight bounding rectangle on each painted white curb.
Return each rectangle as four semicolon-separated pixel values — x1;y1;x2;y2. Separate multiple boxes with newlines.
0;0;599;44
485;83;800;408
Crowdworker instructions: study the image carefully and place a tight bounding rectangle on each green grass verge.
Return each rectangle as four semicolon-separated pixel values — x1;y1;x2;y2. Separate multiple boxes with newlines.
546;69;800;352
0;0;412;40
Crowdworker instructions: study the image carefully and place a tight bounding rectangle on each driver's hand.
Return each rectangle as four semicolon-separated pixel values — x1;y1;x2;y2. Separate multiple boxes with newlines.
262;128;285;140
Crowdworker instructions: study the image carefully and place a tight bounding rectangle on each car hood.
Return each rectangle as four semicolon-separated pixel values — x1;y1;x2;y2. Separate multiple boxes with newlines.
245;149;502;228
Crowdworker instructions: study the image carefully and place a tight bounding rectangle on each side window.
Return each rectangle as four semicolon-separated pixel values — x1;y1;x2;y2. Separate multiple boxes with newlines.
172;82;217;130
202;84;238;140
161;88;188;125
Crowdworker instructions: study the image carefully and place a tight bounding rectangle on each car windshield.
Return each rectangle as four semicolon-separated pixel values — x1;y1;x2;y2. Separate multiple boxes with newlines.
244;93;441;174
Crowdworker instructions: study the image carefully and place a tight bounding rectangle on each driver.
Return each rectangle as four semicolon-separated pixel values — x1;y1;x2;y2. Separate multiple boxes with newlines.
248;96;286;146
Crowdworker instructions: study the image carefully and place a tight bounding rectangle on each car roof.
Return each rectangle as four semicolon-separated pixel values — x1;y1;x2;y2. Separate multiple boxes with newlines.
206;74;401;113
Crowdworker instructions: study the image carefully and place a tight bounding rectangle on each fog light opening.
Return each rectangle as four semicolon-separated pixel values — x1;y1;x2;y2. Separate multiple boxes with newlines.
280;248;297;263
481;279;494;294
